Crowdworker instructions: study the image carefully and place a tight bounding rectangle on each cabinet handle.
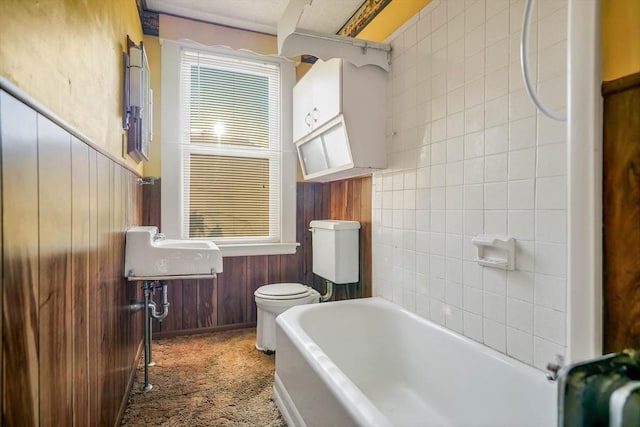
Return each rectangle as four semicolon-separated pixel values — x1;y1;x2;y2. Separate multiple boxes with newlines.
305;112;312;127
312;107;319;122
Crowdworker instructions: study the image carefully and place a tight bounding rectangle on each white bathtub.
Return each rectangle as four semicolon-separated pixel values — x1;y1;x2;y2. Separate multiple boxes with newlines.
274;297;557;427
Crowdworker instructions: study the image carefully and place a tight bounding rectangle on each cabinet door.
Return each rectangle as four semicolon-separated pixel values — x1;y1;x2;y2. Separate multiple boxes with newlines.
293;73;314;142
322;121;351;169
310;59;341;129
297;135;328;176
296;116;352;180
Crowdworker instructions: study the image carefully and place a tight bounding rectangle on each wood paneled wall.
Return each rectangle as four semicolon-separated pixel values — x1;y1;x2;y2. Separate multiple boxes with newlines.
322;177;373;299
603;72;640;353
144;176;372;336
1;90;144;426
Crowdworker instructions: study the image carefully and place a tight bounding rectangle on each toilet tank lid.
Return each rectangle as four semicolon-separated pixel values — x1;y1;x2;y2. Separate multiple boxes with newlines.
309;220;360;230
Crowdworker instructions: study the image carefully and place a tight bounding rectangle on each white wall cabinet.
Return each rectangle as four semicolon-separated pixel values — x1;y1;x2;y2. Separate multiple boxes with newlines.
293;58;386;182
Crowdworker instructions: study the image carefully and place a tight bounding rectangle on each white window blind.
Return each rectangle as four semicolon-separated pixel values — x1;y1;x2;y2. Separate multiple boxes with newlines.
180;49;282;243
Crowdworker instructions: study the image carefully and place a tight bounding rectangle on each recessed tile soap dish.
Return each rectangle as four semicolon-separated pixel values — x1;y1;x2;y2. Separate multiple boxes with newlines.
471;235;515;270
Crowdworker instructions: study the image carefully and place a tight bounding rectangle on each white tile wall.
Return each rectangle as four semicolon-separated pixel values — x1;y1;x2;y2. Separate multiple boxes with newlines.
373;0;568;370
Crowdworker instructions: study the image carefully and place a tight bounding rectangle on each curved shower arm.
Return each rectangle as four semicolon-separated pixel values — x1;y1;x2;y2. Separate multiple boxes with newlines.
520;0;567;122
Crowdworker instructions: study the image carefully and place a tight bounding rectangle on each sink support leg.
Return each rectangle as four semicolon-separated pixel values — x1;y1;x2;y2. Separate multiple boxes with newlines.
141;280;154;392
148;314;156;366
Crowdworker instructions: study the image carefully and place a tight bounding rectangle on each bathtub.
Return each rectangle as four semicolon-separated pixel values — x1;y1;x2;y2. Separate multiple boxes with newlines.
273;297;557;427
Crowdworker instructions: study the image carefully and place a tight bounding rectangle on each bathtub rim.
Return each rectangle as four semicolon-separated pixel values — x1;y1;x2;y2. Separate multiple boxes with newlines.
278;296;554;378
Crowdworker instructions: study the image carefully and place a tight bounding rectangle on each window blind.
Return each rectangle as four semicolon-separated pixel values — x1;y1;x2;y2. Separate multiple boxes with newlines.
180;49;282;242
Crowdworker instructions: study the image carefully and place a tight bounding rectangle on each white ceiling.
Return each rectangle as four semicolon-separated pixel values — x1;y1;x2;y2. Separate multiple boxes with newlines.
144;0;365;35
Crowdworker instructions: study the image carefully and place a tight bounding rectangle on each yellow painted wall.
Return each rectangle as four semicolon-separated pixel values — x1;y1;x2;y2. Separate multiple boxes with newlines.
357;0;431;42
602;0;640;81
143;14;279;177
0;0;144;173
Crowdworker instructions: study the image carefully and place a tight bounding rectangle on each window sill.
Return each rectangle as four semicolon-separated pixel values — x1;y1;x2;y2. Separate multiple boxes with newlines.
218;242;300;257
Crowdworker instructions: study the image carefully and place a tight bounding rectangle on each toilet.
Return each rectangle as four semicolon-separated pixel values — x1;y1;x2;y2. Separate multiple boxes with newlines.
254;283;320;353
254;220;360;352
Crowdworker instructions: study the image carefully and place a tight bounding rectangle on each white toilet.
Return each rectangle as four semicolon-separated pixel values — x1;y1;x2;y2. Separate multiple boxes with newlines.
254;220;360;352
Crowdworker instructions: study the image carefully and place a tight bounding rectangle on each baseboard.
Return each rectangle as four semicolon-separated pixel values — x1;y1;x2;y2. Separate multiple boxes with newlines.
153;322;257;339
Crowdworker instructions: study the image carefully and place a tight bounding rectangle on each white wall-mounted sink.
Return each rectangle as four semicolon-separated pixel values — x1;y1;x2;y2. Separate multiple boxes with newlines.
124;226;223;278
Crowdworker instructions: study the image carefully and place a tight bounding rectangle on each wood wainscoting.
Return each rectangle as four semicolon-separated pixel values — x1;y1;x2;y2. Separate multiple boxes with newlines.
603;72;640;353
143;176;372;336
1;89;144;426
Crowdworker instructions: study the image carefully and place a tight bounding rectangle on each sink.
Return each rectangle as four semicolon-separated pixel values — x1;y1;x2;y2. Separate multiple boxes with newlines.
124;226;223;278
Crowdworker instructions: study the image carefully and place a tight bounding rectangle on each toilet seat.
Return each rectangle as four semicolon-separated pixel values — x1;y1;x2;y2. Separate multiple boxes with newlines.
255;283;313;300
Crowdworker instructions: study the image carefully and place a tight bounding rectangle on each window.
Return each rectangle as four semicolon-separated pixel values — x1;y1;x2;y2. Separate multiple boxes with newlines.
161;42;297;256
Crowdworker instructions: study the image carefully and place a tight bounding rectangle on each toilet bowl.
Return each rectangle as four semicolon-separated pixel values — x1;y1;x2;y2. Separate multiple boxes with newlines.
254;283;320;352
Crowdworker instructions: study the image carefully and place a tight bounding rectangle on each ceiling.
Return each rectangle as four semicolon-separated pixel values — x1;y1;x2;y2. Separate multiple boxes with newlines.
144;0;366;36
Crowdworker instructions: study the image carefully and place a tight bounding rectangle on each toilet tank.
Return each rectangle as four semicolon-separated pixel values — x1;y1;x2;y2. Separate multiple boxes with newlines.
309;220;360;284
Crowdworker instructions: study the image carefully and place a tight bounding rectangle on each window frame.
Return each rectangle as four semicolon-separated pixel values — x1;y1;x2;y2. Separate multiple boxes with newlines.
160;40;298;257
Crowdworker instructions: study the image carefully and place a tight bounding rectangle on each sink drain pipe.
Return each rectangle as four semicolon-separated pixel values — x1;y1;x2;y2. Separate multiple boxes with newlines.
147;281;170;321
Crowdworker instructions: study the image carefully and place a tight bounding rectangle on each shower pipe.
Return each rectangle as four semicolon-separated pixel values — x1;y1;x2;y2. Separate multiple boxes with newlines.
521;0;567;122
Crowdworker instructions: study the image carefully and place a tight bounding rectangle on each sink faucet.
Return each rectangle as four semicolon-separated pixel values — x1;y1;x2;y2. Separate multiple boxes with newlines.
153;232;166;242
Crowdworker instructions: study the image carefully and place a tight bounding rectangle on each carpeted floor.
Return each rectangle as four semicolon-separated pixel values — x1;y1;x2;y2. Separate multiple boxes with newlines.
121;328;286;426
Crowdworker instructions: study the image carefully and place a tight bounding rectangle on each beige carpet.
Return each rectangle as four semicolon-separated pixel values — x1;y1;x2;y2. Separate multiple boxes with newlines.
121;328;286;426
